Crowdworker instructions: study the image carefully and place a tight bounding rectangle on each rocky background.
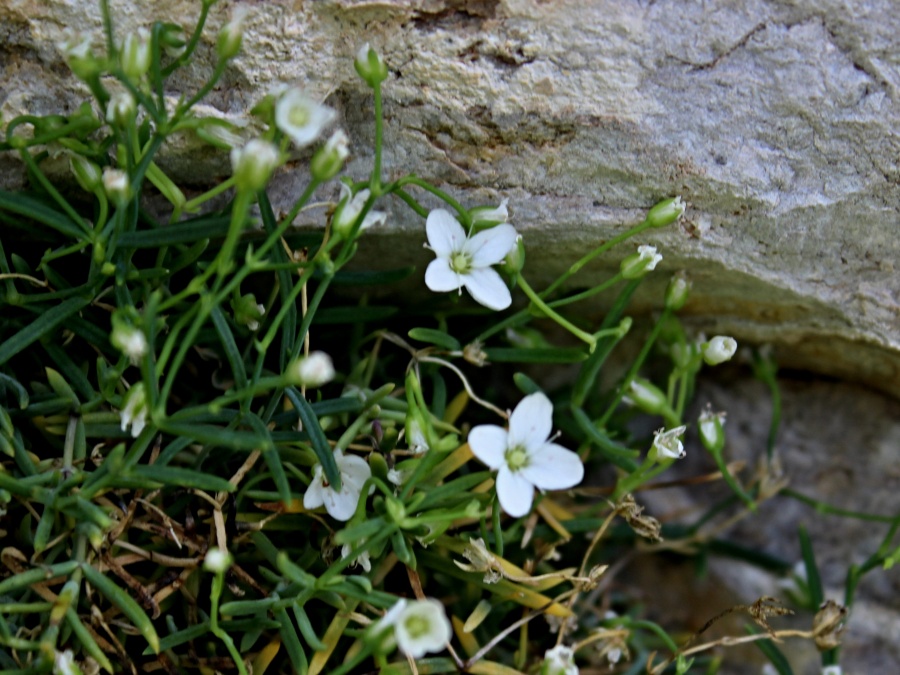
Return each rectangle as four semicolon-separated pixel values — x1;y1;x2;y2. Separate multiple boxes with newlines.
1;0;897;672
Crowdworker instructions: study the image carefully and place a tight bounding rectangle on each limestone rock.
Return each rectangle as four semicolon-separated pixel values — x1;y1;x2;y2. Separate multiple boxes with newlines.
1;0;898;395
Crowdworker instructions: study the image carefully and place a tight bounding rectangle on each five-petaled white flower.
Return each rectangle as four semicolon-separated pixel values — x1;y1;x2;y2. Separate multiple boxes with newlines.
424;208;518;310
375;598;452;659
275;89;336;148
468;392;584;517
303;450;372;521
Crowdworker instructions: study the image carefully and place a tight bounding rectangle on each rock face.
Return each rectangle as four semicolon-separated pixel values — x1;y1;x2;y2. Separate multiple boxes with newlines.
1;0;898;396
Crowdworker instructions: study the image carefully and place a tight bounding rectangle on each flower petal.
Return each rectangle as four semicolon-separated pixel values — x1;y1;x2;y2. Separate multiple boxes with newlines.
322;481;361;521
303;466;326;509
338;452;372;489
508;392;553;451
466;224;518;268
520;443;584;490
426;209;466;257
495;467;535;517
425;258;461;293
468;424;508;469
462;267;511;310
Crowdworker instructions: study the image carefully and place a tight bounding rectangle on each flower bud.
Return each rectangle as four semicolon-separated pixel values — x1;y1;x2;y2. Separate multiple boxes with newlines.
469;198;509;227
120;382;149;438
405;410;430;454
231;293;265;331
110;313;147;364
311;130;349;181
58;31;100;81
106;91;136;127
702;336;737;366
70;154;102;193
332;186;369;239
354;43;388;87
230;139;280;192
217;6;249;61
665;272;691;311
102;167;131;205
287;351;335;388
620;244;662;279
203;547;233;574
501;234;525;275
159;23;187;58
813;600;847;651
541;645;578;675
645;196;685;229
698;406;726;453
119;28;151;81
626;378;669;415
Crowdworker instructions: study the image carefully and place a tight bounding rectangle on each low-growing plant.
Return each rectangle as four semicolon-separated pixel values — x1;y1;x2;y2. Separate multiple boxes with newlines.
1;2;897;674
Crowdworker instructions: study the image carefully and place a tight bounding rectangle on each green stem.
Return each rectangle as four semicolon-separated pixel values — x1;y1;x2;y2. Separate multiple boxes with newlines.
517;274;597;350
392;175;470;226
372;80;383;194
180;177;237;216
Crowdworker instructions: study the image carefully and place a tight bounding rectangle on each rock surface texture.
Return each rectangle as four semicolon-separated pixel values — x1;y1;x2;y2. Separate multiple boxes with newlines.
1;0;898;396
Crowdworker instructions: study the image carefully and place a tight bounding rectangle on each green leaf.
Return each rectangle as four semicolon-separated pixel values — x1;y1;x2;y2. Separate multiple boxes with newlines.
0;190;84;238
0;560;79;596
286;386;340;490
66;607;115;673
799;525;824;608
81;562;160;653
0;373;29;408
748;624;794;674
158;421;271;451
116;215;231;247
210;305;248;392
484;347;587;363
407;328;461;351
512;372;541;395
0;296;91;367
128;464;236;492
44;367;79;407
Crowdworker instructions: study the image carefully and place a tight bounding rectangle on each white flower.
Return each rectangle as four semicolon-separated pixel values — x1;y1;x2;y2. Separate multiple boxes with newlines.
620;244;662;279
119;28;151;80
381;598;452;659
217;5;249;60
651;425;687;460
698;407;726;451
53;649;80;675
341;543;372;572
106;91;136;126
332;185;386;238
303;450;372;521
387;468;405;486
111;324;147;364
230;139;280;192
702;335;737;366
424;209;518;311
203;547;233;574
120;382;149;438
275;89;336;148
311;129;350;181
469;392;584;517
288;351;335;387
541;645;578;675
821;666;842;675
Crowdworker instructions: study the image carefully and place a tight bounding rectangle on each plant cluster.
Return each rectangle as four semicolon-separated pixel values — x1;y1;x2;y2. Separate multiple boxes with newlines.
1;2;897;674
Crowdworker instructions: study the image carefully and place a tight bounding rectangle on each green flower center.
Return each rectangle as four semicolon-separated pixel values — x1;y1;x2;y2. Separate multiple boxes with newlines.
449;251;472;274
289;108;310;127
505;445;529;472
403;614;431;639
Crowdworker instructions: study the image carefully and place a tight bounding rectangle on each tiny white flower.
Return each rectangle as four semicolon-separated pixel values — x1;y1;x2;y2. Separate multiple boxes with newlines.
424;208;518;311
119;28;151;80
702;335;737;366
217;5;249;60
386;468;405;486
541;645;578;675
203;547;233;574
821;666;842;675
58;31;99;80
288;351;335;388
469;392;584;517
341;542;372;572
303;450;372;521
698;407;726;451
53;649;80;675
646;195;686;228
102;167;130;203
311;129;350;181
392;598;452;659
651;425;687;460
230;138;280;192
620;244;662;279
120;382;149;438
106;91;136;126
111;324;147;364
354;42;388;86
275;89;336;148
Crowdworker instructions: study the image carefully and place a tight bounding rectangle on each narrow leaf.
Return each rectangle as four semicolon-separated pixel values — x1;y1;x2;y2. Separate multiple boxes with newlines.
285;387;340;490
128;464;236;492
81;562;161;653
408;328;461;351
0;296;91;367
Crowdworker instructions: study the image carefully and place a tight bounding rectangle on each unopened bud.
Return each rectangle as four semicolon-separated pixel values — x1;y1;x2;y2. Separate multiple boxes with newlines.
58;31;100;81
102;167;131;204
354;43;388;87
119;28;151;81
698;406;726;453
646;196;685;229
331;186;369;239
502;234;525;275
626;378;669;415
470;198;509;227
311;130;350;181
70;154;102;193
106;91;136;127
230;139;280;192
287;351;335;388
665;272;691;311
231;293;265;331
217;7;249;61
203;547;233;574
702;336;737;366
620;244;662;279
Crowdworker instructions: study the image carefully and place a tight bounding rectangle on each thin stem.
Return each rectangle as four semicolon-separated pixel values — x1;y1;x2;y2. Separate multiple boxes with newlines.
392;175;470;226
517;274;597;350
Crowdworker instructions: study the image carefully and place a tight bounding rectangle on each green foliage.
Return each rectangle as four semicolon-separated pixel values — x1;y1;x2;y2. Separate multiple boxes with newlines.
0;3;896;674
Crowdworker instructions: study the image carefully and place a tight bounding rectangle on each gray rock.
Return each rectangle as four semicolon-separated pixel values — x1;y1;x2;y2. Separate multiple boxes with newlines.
2;1;898;396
